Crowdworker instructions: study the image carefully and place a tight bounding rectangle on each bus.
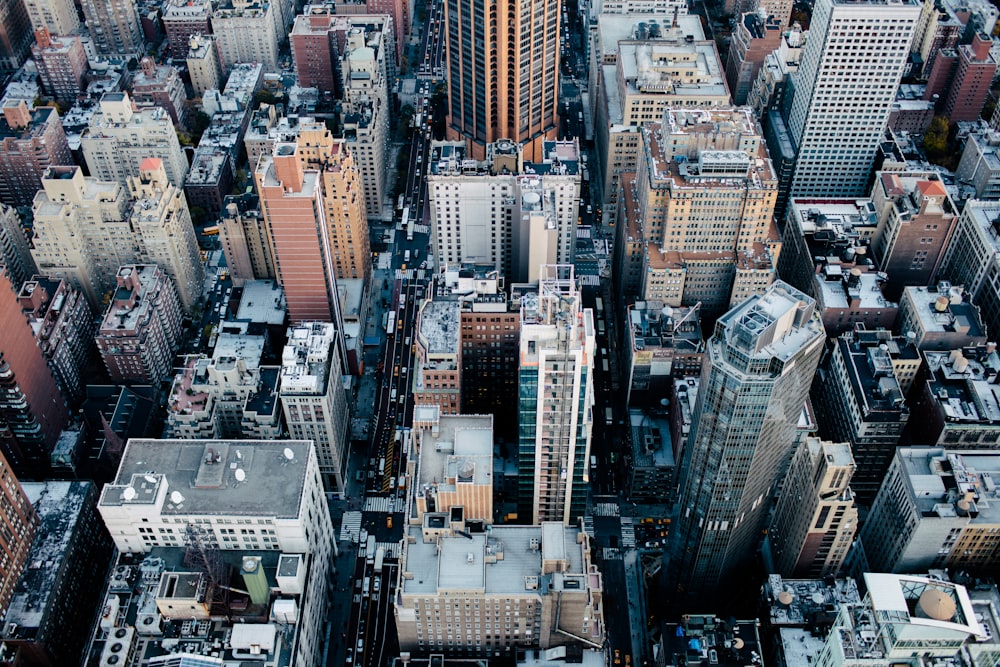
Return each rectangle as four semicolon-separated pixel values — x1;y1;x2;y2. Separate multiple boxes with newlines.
386;312;397;336
202;225;219;236
595;297;604;316
598;320;606;336
401;206;410;235
602;359;609;373
374;546;385;573
397;194;405;211
365;534;376;565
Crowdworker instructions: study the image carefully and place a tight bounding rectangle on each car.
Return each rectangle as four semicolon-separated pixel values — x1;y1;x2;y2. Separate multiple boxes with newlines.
346;648;354;664
614;649;621;665
373;578;381;592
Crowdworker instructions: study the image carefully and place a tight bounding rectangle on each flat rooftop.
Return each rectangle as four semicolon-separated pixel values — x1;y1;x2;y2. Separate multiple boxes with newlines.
235;280;286;325
100;439;311;519
418;301;460;356
416;414;494;490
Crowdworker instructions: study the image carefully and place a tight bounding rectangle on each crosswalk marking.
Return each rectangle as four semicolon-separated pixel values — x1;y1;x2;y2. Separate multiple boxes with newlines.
594;503;620;517
364;496;395;512
602;548;621;561
340;511;363;542
583;516;595;537
621;517;636;548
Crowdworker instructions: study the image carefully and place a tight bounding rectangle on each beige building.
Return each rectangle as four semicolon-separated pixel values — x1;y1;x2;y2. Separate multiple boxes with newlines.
31;165;133;308
127;158;204;311
23;0;79;35
769;438;858;578
407;409;494;524
82;92;188;187
212;0;280;71
413;300;462;414
632;111;779;314
219;196;276;286
185;34;223;97
394;521;605;655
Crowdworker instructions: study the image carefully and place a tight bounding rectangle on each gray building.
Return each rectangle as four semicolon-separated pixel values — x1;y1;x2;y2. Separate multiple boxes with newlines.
671;281;825;602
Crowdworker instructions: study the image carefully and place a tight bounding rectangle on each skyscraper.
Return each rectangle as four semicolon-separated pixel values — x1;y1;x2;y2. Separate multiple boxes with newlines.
517;265;596;525
785;0;919;197
79;0;144;57
671;281;824;601
444;0;560;160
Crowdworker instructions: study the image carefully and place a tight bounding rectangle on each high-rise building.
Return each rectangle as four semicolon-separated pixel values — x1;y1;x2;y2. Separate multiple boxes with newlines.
219;194;276;286
95;265;183;384
811;327;917;504
0;102;73;209
768;438;858;578
784;0;920;197
82;92;189;187
672;281;825;601
255;142;341;323
32;29;88;104
131;57;187;126
0;268;68;477
126;158;204;311
940;33;997;123
726;11;784;106
938;200;1000;341
161;0;211;59
0;204;37;287
870;172;959;302
0;452;35;618
0;0;33;72
23;0;79;36
79;0;144;57
186;34;223;97
517;265;595;525
443;0;559;161
412;300;462;414
896;283;987;351
17;276;95;406
279;323;351;494
394;521;605;655
427;140;582;281
212;0;281;71
861;447;1000;576
96;437;336;667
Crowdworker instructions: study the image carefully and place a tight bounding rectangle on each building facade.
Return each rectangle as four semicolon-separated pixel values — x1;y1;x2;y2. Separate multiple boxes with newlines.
32;29;88;105
938;200;1000;342
0;102;73;209
79;0;144;56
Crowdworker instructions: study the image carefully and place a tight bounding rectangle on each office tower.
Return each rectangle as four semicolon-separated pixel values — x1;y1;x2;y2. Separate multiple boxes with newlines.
395;521;604;655
255;142;341;323
0;452;35;618
23;0;79;36
862;447;1000;576
339;21;391;219
18;276;95;406
816;574;984;667
96;438;335;667
595;20;728;228
126;158;204;311
31;166;132;309
896;284;988;351
0;268;68;477
443;0;559;161
413;300;462;414
161;0;211;59
79;0;144;57
427;140;582;281
186;34;223;97
408;411;494;523
633;109;779;317
131;57;187;126
212;0;281;71
811;327;917;504
0;102;72;209
870;172;959;302
517;265;596;525
2;481;112;665
219;195;276;286
0;205;36;287
0;0;33;72
785;0;920;198
906;345;1000;448
939;201;1000;340
768;438;857;578
82;92;189;187
672;281;825;601
294;122;372;280
726;11;783;105
95;265;183;384
279;323;351;494
32;29;88;104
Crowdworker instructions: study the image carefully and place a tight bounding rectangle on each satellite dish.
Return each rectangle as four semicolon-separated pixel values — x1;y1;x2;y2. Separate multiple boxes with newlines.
283;448;295;461
170;491;184;504
122;487;137;501
660;398;670;406
144;475;157;484
235;469;246;482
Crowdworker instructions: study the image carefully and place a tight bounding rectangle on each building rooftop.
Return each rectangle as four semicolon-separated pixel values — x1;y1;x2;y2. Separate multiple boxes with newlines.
280;323;335;395
413;415;494;506
401;523;586;596
5;481;93;632
245;365;281;417
595;14;705;62
715;281;822;363
629;409;674;468
235;280;286;325
99;439;312;518
417;300;460;356
618;39;728;99
897;448;1000;524
763;575;861;627
814;270;895;311
834;328;916;421
662;616;762;667
98;265;170;334
628;301;703;354
902;283;986;341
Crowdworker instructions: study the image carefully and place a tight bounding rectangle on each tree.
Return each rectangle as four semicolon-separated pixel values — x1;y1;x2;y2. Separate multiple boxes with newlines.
189;110;211;144
922;115;949;161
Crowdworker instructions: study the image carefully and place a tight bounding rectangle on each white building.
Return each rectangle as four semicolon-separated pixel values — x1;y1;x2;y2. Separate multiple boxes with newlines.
938;200;1000;342
81;92;189;187
96;437;335;667
212;0;281;71
23;0;79;36
186;34;223;97
280;323;351;495
786;0;920;197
